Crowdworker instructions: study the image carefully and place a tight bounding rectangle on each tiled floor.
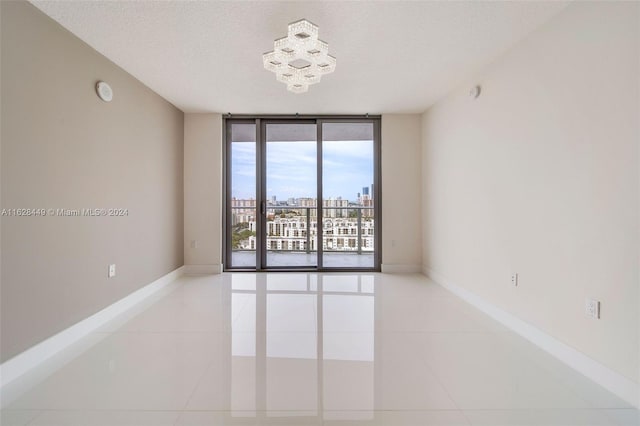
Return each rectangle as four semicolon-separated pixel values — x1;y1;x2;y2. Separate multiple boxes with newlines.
1;273;638;425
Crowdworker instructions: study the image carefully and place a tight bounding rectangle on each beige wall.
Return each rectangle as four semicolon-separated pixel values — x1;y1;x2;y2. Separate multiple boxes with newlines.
183;115;421;273
422;1;639;383
184;114;223;271
0;1;184;362
381;115;423;272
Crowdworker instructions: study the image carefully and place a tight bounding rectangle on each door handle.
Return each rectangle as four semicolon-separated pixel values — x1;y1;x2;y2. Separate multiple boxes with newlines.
260;201;266;215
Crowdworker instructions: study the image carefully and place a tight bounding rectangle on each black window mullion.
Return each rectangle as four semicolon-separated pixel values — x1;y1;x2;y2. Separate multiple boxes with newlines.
316;120;324;270
257;119;266;270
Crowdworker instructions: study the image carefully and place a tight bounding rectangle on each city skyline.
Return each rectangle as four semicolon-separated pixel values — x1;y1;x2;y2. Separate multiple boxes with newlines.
231;140;374;201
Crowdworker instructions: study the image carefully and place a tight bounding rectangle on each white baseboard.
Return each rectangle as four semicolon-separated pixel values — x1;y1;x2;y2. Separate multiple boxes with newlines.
424;267;639;409
0;266;184;389
381;263;422;274
184;264;221;275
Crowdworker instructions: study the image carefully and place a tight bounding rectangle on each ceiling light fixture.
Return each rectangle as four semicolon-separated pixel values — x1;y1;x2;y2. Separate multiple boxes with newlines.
263;19;336;94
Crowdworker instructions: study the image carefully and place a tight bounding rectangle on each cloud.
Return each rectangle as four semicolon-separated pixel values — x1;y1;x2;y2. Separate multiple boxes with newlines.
231;140;374;201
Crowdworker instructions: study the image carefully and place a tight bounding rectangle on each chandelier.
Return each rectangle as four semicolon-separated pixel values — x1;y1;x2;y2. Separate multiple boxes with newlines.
263;19;336;94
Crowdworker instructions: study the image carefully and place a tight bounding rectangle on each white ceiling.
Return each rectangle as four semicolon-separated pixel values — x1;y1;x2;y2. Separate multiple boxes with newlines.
30;1;569;114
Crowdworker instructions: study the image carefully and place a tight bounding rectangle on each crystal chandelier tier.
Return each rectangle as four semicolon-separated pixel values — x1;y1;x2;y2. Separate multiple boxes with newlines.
263;19;336;94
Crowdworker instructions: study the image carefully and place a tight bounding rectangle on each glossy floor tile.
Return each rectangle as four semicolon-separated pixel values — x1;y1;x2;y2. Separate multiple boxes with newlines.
463;409;623;425
0;273;637;425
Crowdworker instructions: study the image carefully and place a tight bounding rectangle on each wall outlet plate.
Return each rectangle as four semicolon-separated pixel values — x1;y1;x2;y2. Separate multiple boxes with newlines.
108;264;116;278
585;298;600;319
511;273;518;286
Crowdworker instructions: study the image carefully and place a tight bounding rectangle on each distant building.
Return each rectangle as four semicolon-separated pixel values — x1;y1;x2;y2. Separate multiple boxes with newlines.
240;214;374;253
323;197;348;218
298;197;317;217
360;194;373;217
232;196;374;244
231;197;256;225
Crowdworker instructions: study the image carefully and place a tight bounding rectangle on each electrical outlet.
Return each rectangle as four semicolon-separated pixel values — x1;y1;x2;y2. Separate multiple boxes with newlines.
585;298;600;319
108;264;116;278
511;273;518;287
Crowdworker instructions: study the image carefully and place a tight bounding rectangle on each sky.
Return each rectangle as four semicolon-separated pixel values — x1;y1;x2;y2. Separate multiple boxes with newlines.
231;140;373;202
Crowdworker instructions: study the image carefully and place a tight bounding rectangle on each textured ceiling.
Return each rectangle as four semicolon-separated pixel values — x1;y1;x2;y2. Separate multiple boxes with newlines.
30;1;569;114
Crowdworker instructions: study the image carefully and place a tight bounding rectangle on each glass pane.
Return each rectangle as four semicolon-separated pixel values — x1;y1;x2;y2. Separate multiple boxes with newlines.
230;123;257;268
265;123;317;267
322;123;375;268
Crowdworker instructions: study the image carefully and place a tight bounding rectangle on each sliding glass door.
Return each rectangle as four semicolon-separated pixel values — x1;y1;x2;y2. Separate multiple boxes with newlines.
322;123;376;268
265;122;318;267
225;117;380;271
228;121;257;269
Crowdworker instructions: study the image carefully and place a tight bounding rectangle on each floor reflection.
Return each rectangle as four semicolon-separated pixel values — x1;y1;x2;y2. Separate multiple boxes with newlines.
229;273;375;420
1;272;635;426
